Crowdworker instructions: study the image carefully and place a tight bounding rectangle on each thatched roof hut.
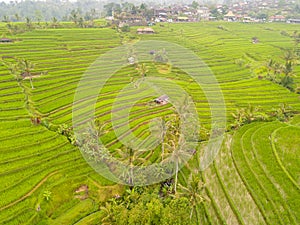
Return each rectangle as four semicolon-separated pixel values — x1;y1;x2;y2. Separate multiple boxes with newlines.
0;38;12;43
137;27;155;34
154;94;169;105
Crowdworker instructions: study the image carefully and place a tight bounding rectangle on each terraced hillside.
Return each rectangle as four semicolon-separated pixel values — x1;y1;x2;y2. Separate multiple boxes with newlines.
0;22;299;224
202;119;300;224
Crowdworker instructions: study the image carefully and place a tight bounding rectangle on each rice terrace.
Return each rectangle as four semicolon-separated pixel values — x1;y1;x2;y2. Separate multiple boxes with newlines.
0;0;300;224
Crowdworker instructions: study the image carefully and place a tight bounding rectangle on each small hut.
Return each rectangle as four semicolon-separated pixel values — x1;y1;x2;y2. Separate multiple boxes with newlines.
252;37;259;44
177;16;189;22
137;27;155;34
143;27;155;34
0;38;12;43
154;95;169;105
128;57;135;65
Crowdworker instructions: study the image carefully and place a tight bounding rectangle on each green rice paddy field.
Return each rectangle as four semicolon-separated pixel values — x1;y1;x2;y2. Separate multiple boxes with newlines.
0;21;299;224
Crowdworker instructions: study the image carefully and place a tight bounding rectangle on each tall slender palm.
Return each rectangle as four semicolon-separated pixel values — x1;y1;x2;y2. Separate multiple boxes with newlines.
265;59;274;79
283;49;296;64
18;59;35;89
282;61;294;77
150;116;173;160
43;190;52;201
70;10;79;24
3;15;9;23
116;145;146;185
137;63;148;78
177;171;206;223
51;17;58;28
100;202;115;224
231;108;246;128
163;135;190;193
14;13;21;22
25;17;32;29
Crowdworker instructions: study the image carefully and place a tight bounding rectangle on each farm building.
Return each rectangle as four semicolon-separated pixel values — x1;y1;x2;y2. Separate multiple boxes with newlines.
154;95;169;105
287;19;300;24
269;15;286;22
177;16;189;22
224;11;236;21
0;38;12;43
137;28;155;34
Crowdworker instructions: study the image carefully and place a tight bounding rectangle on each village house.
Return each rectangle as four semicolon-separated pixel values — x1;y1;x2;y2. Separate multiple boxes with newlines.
224;11;236;22
287;19;300;24
269;15;286;22
176;16;189;22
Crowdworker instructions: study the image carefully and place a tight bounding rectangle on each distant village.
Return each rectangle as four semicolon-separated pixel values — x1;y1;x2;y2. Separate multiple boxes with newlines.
105;0;300;27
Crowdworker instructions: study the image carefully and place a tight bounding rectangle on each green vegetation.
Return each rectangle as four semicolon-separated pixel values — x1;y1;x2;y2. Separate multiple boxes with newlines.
0;21;299;224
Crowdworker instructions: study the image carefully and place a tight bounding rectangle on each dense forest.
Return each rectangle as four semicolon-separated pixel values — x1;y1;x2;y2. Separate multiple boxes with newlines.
0;0;105;21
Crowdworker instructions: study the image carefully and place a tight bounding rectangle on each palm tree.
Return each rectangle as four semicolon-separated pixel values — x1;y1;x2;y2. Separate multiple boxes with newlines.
273;103;293;122
90;8;97;21
25;17;32;29
124;187;140;207
282;49;296;64
163;135;190;193
150;116;173;161
282;61;294;77
273;62;282;81
100;202;115;224
265;59;274;79
244;104;260;123
116;145;146;185
177;171;206;223
78;17;85;28
14;13;21;22
51;17;58;28
231;108;246;129
136;63;148;78
155;163;168;181
18;59;35;89
70;10;79;24
43;190;52;201
3;15;9;23
281;75;294;91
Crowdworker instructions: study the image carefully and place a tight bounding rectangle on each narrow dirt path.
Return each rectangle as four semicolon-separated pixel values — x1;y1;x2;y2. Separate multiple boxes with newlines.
0;171;58;212
88;177;118;190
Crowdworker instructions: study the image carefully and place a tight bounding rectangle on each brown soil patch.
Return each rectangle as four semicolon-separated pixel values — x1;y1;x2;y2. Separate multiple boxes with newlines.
23;75;41;80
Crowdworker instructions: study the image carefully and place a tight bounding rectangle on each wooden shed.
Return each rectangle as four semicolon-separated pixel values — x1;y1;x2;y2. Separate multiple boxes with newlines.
154;95;169;105
137;28;155;34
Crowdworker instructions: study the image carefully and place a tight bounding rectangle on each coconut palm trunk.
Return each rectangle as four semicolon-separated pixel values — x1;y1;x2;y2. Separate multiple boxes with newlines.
174;159;178;193
29;76;34;89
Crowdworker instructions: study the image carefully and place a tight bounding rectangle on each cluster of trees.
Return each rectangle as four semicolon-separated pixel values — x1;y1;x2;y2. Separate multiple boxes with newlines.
0;0;103;22
1;57;36;89
231;103;295;129
260;46;299;92
76;111;207;224
1;0;300;24
3;10;106;34
2;11;110;36
104;2;154;21
99;170;206;224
